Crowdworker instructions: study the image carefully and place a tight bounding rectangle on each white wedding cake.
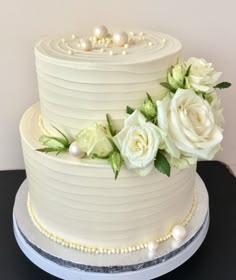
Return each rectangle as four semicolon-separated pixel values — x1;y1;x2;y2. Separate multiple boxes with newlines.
20;25;226;254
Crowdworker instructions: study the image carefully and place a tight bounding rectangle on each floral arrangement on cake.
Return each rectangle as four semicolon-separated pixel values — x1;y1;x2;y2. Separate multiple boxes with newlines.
37;57;231;179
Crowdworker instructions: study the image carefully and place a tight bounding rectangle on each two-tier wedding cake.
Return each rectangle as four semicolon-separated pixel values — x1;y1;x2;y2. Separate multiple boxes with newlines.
19;25;228;256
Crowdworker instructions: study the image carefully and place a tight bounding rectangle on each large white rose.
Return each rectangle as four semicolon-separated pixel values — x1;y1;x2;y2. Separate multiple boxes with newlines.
157;89;223;160
185;57;221;93
113;110;164;176
210;91;224;128
76;123;113;158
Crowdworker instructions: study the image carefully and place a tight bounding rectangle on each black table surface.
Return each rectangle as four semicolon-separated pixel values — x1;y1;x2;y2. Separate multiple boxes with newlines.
1;161;236;280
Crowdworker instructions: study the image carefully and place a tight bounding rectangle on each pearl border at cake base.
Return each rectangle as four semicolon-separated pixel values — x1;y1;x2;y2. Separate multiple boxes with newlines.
13;174;209;280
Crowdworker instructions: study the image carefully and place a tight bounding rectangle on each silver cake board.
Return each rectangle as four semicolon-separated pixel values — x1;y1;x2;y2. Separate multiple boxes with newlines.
13;175;209;280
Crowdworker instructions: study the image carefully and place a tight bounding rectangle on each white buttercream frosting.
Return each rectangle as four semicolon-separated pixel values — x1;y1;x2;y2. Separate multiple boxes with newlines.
20;104;195;249
35;30;182;136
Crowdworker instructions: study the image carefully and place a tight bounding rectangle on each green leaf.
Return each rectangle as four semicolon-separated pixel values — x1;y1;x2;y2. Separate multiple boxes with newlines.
185;64;192;77
160;82;176;93
214;81;231;89
146;92;154;103
203;94;213;104
51;125;70;146
90;153;110;159
154;151;171;177
106;114;116;136
126;106;135;114
36;147;66;154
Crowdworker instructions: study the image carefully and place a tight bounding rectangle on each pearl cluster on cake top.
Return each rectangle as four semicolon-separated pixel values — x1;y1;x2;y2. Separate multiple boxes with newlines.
58;24;158;56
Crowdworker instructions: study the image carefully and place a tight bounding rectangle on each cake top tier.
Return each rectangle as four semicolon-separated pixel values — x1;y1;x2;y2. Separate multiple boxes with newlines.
35;26;182;65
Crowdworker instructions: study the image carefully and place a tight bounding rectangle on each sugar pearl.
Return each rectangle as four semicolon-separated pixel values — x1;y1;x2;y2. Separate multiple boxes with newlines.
69;142;85;158
80;39;92;51
112;31;128;47
172;225;187;241
147;241;159;252
93;25;109;39
67;50;73;55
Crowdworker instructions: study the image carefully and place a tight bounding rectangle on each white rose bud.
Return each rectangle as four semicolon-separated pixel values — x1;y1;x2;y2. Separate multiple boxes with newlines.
39;135;65;149
142;94;157;120
75;124;113;158
109;150;123;179
167;64;185;90
184;57;222;93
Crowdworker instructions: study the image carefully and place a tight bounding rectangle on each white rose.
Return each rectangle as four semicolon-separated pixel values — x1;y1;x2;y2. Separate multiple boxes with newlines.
156;93;181;159
76;123;113;158
210;92;224;128
113;110;164;176
185;57;221;93
157;88;223;160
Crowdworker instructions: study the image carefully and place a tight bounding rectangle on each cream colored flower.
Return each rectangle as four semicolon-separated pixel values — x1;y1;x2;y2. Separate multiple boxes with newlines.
113;110;164;176
185;57;221;93
210;92;224;128
157;88;223;160
76;123;113;158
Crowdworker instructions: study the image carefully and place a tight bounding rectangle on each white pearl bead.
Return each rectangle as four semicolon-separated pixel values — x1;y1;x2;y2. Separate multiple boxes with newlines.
147;241;159;252
172;225;187;241
93;25;109;39
80;39;92;51
69;142;85;158
112;31;128;47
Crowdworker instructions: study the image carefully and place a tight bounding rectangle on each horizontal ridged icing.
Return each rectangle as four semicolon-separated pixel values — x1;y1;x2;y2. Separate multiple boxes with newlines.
35;30;182;136
20;104;195;248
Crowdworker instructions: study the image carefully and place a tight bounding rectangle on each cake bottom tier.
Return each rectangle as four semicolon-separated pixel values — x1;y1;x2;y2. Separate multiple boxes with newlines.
20;103;196;252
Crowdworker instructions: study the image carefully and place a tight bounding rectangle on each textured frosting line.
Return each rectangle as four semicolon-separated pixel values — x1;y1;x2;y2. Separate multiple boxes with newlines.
35;30;182;135
35;31;181;64
20;104;195;248
27;194;196;254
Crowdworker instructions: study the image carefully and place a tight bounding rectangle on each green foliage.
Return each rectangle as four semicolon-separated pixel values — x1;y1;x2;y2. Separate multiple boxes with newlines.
154;151;171;177
36;126;70;154
214;82;231;89
109;150;123;180
106;114;116;136
126;106;135;114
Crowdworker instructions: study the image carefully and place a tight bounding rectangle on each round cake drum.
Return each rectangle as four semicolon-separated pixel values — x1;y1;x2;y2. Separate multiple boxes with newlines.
13;174;209;280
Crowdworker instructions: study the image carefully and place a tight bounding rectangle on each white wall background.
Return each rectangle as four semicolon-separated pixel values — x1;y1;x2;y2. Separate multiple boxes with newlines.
0;0;235;172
